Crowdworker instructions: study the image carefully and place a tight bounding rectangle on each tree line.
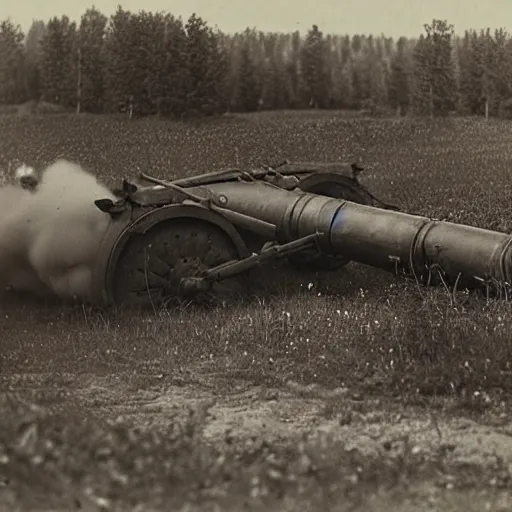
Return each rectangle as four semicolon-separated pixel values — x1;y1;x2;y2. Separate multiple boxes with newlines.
1;8;512;119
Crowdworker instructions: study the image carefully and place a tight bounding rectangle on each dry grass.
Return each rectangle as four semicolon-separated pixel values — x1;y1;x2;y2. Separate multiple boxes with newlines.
1;111;512;510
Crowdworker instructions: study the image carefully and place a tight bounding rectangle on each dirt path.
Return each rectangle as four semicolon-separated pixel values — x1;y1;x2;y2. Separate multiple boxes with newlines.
3;371;512;511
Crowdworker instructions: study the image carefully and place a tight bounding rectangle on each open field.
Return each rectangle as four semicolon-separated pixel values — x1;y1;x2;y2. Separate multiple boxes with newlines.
1;111;512;510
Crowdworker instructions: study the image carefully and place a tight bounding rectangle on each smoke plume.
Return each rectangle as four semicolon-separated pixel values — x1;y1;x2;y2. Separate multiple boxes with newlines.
0;159;116;302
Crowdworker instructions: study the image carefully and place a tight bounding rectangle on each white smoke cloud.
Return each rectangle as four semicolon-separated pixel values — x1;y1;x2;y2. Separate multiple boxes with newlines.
0;159;116;302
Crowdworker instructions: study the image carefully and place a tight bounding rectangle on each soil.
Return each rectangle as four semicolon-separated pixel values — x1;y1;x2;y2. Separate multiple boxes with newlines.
3;369;512;511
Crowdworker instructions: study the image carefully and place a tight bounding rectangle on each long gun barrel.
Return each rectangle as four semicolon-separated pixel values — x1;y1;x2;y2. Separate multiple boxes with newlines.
201;180;512;288
92;162;512;307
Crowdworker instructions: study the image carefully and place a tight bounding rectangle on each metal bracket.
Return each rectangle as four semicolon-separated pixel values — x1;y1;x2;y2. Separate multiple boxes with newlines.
139;172;214;208
179;232;324;296
263;172;300;190
94;198;129;216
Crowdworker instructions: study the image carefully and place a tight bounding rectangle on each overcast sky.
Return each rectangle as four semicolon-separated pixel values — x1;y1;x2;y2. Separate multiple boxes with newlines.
3;0;510;38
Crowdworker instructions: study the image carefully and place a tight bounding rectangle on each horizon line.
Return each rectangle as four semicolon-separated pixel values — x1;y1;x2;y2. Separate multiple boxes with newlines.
2;11;511;40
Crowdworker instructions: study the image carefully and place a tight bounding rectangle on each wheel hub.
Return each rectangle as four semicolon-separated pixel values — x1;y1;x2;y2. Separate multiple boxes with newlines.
110;218;244;307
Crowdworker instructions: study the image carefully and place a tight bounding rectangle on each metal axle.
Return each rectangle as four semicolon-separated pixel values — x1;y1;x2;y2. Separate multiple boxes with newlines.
178;232;323;296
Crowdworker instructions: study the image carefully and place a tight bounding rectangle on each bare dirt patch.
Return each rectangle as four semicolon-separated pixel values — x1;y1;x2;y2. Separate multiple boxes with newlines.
1;369;512;510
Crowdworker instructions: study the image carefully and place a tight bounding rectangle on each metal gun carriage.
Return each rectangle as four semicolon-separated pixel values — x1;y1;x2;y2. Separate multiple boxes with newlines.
91;160;512;308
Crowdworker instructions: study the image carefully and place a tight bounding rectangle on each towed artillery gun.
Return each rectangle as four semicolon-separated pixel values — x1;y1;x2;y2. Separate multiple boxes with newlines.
92;160;512;308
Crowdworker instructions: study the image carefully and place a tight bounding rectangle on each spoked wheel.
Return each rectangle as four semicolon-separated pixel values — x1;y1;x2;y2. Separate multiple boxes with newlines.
110;218;248;309
289;175;374;271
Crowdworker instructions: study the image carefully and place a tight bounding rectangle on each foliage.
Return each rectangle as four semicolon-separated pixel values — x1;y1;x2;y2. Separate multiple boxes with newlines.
236;39;261;111
3;10;512;118
39;15;78;108
0;19;26;104
77;7;108;113
300;25;329;108
23;20;46;100
412;20;457;116
388;37;411;115
184;13;227;116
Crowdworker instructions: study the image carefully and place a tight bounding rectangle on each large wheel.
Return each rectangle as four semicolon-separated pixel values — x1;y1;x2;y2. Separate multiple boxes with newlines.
110;218;248;308
289;174;374;271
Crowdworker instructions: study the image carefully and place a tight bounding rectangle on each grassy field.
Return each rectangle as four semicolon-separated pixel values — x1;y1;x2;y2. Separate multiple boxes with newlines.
1;111;512;511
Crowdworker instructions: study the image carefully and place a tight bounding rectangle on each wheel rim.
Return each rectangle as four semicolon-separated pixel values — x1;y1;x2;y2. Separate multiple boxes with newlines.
111;218;245;308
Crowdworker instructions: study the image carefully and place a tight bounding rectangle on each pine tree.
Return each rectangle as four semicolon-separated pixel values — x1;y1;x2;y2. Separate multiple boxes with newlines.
388;37;411;115
24;20;46;101
8;7;512;117
184;13;227;116
301;25;328;108
339;57;355;108
39;15;78;108
361;36;388;109
237;41;260;111
0;19;26;104
155;14;189;117
260;56;279;109
412;19;457;116
77;7;108;113
329;60;344;108
457;30;477;113
480;28;511;117
103;7;140;115
286;31;302;108
493;28;512;108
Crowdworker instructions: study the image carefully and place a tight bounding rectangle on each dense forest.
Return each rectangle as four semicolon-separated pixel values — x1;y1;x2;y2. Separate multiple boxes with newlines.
1;7;512;118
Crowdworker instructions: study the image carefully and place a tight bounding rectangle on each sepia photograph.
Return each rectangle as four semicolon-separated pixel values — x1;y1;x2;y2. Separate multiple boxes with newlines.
0;0;511;510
